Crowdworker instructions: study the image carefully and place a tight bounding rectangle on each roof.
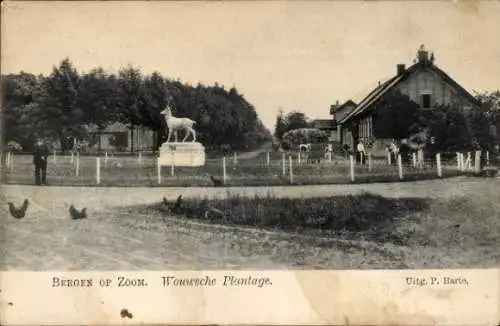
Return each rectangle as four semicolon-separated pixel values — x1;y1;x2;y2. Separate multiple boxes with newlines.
330;100;357;115
87;122;129;133
313;119;337;130
340;61;481;124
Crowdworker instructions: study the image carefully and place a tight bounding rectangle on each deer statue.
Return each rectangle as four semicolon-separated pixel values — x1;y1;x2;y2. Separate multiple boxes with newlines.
160;104;197;143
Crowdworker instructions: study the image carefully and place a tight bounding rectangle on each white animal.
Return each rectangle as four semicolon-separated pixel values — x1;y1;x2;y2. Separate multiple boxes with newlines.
160;104;197;143
299;143;311;152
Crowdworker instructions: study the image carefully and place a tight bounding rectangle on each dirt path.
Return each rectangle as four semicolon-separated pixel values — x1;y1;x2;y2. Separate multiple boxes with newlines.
1;177;497;270
236;141;273;159
0;176;483;214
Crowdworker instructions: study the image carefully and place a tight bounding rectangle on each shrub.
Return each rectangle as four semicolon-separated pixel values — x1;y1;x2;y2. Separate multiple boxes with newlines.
282;128;329;145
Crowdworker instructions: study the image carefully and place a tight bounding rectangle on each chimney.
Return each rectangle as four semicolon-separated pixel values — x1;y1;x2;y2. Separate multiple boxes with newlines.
397;64;406;75
417;45;429;63
330;100;340;118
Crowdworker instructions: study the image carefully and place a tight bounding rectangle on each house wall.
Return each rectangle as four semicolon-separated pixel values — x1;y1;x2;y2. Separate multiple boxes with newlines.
395;68;476;110
341;66;478;156
132;126;157;151
87;126;156;152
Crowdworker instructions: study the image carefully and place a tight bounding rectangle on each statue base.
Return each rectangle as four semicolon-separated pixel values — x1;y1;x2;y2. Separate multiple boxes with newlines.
158;142;205;167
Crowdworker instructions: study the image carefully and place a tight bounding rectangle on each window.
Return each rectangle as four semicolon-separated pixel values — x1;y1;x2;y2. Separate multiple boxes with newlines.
422;94;431;108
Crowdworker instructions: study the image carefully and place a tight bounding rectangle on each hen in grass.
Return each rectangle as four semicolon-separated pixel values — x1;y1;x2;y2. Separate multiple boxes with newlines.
172;195;183;213
210;175;224;187
69;205;87;220
7;199;29;219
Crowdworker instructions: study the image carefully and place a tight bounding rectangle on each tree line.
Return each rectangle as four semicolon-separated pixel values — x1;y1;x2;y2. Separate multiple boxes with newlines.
1;58;272;152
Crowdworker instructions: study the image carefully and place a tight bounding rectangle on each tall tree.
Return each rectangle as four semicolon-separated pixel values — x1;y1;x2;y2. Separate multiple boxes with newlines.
1;72;41;148
36;58;82;150
284;111;309;133
372;91;420;140
418;104;472;151
141;72;168;149
117;66;145;152
76;68;119;152
474;90;500;150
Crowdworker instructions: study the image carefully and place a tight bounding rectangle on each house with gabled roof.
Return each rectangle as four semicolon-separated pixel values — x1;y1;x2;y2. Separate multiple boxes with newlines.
333;45;482;154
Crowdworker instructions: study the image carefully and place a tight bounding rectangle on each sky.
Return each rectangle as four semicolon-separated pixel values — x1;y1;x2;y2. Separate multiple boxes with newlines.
2;1;500;132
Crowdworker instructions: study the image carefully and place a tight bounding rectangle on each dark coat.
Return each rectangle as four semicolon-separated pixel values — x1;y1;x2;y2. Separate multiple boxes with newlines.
33;144;49;166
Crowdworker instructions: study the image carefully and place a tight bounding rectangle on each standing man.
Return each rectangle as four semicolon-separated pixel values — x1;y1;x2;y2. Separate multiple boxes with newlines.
356;140;366;165
33;138;49;185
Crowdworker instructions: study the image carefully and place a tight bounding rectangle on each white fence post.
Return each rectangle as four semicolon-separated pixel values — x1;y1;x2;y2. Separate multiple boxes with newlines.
467;152;472;169
349;155;355;182
9;153;14;172
397;154;403;180
6;152;11;168
368;152;372;172
297;152;301;164
75;157;80;177
171;151;175;177
436;153;442;177
417;149;424;169
486;151;490;166
387;151;392;165
266;152;270;166
474;150;481;173
104;152;108;167
222;156;227;184
138;152;143;165
96;157;101;184
233;152;237;165
282;153;286;175
53;149;57;164
157;159;161;184
456;152;461;170
412;152;417;168
289;155;294;184
70;151;74;164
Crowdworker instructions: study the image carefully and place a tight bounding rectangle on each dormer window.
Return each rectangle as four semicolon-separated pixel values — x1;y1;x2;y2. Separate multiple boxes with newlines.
422;94;431;108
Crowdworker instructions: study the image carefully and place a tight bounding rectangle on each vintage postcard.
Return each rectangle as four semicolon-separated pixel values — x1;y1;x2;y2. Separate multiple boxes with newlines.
1;0;500;325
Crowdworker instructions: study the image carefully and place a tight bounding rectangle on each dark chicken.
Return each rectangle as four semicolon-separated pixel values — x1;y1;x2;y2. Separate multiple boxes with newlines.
7;199;29;219
210;175;224;187
69;205;87;220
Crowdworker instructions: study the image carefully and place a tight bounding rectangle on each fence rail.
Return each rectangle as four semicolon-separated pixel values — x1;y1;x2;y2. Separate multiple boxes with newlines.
0;149;496;187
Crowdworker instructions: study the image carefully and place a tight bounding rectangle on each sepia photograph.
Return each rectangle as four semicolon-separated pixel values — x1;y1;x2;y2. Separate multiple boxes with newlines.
1;0;499;274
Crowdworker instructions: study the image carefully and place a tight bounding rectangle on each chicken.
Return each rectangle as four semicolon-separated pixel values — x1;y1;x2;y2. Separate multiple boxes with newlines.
159;197;171;213
69;205;87;220
172;195;183;213
7;199;29;219
120;308;133;319
210;175;224;187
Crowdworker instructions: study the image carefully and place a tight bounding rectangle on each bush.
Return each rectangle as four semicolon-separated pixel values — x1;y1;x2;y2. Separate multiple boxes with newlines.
282;128;329;145
7;141;23;152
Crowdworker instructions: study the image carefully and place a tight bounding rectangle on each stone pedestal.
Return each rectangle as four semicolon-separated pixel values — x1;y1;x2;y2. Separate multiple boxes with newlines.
158;142;205;167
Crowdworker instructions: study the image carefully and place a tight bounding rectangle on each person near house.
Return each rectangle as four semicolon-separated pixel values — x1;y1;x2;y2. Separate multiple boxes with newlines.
33;138;49;186
389;140;399;163
356;140;366;165
427;137;437;168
